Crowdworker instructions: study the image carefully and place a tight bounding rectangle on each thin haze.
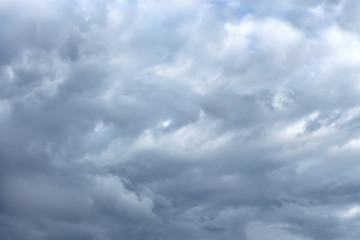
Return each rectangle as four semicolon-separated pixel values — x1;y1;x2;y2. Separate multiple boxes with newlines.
1;0;360;239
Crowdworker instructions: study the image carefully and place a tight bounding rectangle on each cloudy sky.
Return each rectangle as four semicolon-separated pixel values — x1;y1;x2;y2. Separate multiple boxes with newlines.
1;0;360;239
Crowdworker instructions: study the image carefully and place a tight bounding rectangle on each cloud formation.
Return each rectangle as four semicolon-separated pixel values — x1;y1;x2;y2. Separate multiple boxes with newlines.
1;0;360;239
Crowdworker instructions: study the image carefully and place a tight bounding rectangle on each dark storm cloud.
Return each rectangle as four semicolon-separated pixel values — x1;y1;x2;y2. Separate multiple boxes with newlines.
1;0;360;239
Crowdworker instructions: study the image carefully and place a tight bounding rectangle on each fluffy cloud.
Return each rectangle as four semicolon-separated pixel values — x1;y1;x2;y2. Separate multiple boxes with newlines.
1;0;360;239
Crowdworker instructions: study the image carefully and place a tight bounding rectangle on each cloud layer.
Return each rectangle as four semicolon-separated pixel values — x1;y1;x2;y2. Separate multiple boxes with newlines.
1;0;360;239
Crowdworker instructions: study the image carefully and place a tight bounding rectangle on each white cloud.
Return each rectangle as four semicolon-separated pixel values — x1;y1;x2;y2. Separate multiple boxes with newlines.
1;0;360;239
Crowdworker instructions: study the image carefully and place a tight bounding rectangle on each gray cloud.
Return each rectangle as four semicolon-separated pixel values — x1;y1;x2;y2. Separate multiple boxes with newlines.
1;0;360;239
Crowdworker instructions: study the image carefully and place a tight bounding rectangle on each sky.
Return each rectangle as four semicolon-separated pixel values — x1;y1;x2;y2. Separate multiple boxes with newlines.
1;0;360;239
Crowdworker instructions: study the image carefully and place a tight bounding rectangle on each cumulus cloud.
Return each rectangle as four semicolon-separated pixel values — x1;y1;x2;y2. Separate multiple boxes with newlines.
1;0;360;239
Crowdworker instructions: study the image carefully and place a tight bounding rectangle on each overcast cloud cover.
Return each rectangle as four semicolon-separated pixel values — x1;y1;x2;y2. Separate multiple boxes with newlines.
1;0;360;239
